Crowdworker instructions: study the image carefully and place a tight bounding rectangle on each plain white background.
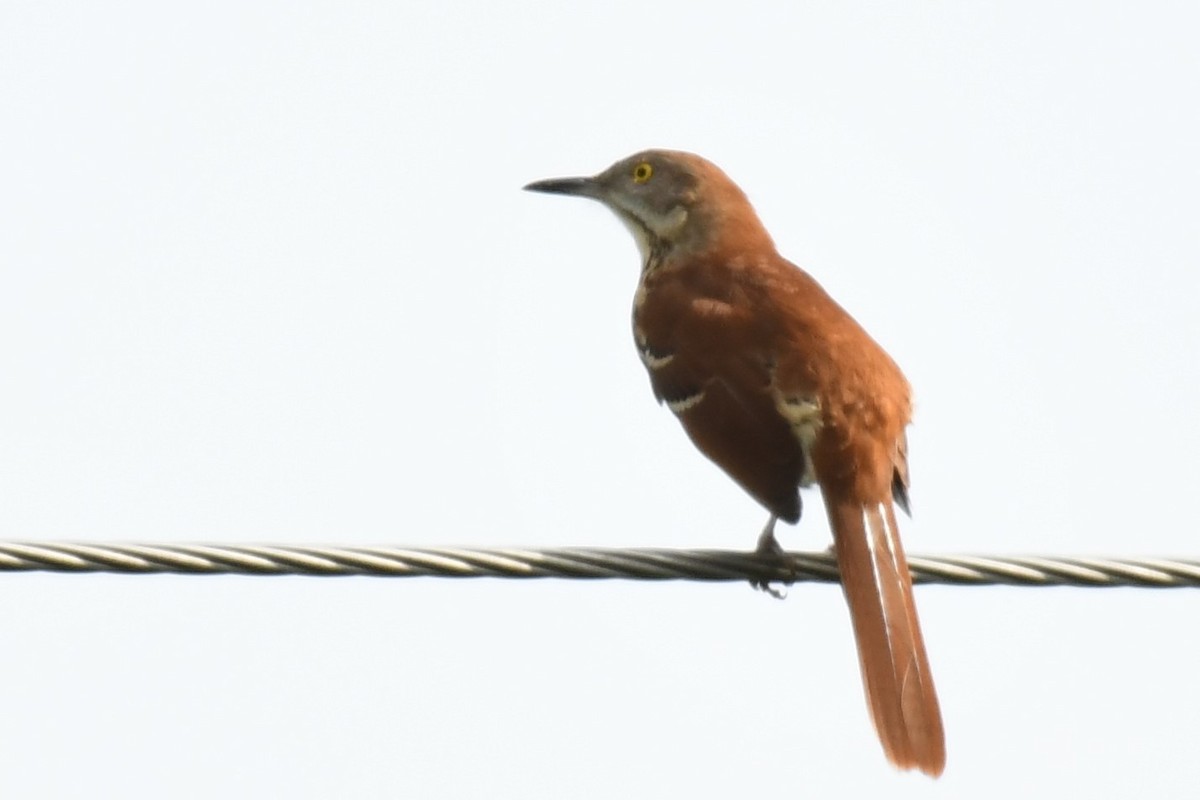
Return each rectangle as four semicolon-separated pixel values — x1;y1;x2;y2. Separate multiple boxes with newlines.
2;2;1199;796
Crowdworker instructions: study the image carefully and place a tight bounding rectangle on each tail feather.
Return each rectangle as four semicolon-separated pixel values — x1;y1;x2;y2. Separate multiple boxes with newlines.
823;490;945;777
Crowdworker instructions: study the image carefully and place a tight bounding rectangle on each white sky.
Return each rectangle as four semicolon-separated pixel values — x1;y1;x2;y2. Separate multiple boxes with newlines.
2;1;1199;797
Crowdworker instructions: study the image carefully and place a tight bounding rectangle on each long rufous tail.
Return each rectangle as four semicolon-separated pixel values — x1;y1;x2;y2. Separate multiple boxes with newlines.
822;490;946;777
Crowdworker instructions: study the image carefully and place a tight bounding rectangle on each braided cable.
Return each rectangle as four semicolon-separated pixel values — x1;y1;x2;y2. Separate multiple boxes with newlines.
0;542;1198;587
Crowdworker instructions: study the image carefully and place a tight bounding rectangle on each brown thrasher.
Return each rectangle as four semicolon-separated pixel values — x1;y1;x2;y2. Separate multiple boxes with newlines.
524;150;945;777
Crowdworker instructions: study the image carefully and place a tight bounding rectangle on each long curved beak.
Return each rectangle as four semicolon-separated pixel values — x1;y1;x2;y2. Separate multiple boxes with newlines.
522;176;602;198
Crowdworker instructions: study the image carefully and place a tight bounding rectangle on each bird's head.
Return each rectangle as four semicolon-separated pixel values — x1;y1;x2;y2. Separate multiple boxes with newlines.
524;149;773;264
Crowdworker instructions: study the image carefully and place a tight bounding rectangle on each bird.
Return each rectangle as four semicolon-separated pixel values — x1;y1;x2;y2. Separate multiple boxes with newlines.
523;149;945;777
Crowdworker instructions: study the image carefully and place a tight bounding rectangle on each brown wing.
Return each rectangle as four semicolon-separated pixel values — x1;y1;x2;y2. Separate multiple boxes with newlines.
632;254;810;522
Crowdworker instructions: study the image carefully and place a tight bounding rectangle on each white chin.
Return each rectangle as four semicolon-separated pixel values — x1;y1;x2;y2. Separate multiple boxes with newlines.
614;213;653;265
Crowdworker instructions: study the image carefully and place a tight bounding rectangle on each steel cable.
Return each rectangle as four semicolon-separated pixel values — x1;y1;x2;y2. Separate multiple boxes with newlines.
0;541;1197;587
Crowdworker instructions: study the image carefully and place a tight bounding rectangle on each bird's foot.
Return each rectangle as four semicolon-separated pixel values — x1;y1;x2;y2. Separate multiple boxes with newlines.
750;516;792;599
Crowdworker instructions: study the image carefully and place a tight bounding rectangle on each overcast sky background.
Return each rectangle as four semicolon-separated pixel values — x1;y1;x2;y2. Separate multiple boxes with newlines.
2;2;1199;797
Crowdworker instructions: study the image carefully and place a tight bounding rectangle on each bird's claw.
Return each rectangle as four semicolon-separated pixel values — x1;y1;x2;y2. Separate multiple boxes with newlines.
751;518;794;599
751;578;789;599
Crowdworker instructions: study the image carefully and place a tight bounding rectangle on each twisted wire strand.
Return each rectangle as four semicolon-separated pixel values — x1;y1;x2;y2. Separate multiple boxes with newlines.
0;541;1198;587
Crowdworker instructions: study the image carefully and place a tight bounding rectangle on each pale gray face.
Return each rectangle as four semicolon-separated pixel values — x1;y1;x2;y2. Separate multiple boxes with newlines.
524;150;702;261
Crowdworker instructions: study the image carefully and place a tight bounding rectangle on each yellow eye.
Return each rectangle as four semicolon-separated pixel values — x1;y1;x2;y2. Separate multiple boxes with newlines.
632;162;654;184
